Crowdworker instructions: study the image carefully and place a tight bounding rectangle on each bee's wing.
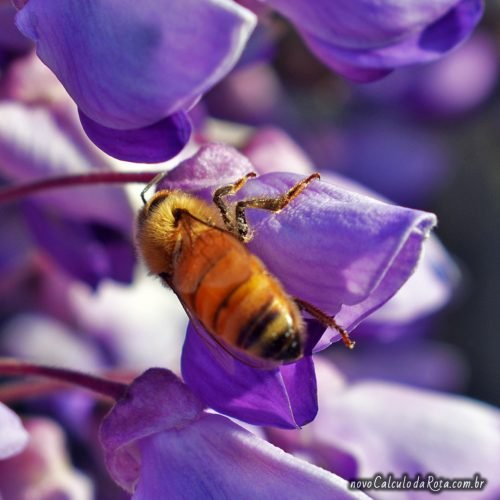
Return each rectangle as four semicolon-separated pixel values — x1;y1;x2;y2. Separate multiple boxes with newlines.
169;285;278;372
169;212;279;371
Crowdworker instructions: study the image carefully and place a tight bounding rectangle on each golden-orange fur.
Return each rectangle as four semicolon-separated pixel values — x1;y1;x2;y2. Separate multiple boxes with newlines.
136;189;305;365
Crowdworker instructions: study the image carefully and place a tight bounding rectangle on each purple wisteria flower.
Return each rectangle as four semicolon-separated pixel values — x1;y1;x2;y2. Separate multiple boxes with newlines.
260;0;484;82
0;56;136;289
13;0;256;162
147;143;438;428
100;367;370;499
267;359;500;500
242;127;459;328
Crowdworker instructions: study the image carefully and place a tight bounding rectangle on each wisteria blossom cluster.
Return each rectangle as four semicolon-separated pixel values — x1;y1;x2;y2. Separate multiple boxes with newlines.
0;0;498;498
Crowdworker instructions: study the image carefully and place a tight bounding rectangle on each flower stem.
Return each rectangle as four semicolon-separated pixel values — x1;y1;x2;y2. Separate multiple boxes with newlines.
0;358;128;401
0;171;158;205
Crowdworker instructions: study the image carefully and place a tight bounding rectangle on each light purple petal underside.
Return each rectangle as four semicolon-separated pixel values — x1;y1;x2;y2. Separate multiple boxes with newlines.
100;368;368;499
312;365;500;500
15;0;256;129
134;413;369;500
181;324;317;429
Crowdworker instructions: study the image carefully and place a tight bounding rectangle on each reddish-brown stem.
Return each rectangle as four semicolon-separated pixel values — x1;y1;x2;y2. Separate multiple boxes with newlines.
0;379;81;403
0;171;158;205
0;358;128;401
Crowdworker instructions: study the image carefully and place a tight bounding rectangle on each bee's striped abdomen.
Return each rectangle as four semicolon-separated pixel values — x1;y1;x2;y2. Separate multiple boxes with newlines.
173;219;304;364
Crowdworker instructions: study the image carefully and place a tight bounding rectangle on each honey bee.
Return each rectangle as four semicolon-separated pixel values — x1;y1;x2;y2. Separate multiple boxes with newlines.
136;171;354;368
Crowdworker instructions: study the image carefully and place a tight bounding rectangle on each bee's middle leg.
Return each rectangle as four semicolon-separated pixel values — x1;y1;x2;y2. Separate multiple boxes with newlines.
213;172;257;231
234;173;320;241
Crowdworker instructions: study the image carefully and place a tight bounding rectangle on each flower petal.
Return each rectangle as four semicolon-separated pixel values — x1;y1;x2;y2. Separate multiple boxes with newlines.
159;144;437;347
266;0;483;79
234;173;436;326
16;0;256;129
0;404;28;459
181;323;317;428
310;363;500;499
268;358;500;499
0;101;134;233
0;4;32;53
134;413;368;500
79;110;191;163
100;368;367;499
100;369;205;492
22;202;135;288
160;142;254;192
0;418;93;499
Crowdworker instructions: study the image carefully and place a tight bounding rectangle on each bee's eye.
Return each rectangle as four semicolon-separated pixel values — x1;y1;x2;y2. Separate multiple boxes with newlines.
147;194;168;212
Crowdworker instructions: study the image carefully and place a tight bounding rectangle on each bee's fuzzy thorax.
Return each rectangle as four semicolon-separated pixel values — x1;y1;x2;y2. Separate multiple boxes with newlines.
136;190;222;276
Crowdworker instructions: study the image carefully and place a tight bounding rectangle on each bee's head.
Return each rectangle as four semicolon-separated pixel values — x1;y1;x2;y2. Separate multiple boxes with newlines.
136;189;178;274
137;190;172;229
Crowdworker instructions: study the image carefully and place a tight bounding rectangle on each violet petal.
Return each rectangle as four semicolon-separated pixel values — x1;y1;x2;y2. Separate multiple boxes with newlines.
181;324;317;428
79;110;191;163
266;0;483;79
134;413;368;500
160;144;437;348
15;0;256;129
22;202;135;288
100;368;367;499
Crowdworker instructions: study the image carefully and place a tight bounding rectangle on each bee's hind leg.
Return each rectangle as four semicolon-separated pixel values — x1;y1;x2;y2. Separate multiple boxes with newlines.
234;173;320;242
213;172;257;232
294;297;355;350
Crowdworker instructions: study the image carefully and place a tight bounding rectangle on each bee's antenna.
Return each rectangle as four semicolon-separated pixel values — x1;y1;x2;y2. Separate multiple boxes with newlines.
141;171;169;205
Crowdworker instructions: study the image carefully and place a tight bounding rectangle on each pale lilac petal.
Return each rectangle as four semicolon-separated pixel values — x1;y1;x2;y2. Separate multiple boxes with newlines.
181;324;317;428
315;382;500;499
0;404;28;459
327;339;469;392
266;0;483;79
69;274;187;372
242;127;316;175
160;143;253;192
0;50;65;102
79;110;191;163
0;101;134;232
0;418;93;499
0;313;105;371
268;359;500;499
357;32;499;119
100;368;367;499
16;0;256;130
366;236;460;325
